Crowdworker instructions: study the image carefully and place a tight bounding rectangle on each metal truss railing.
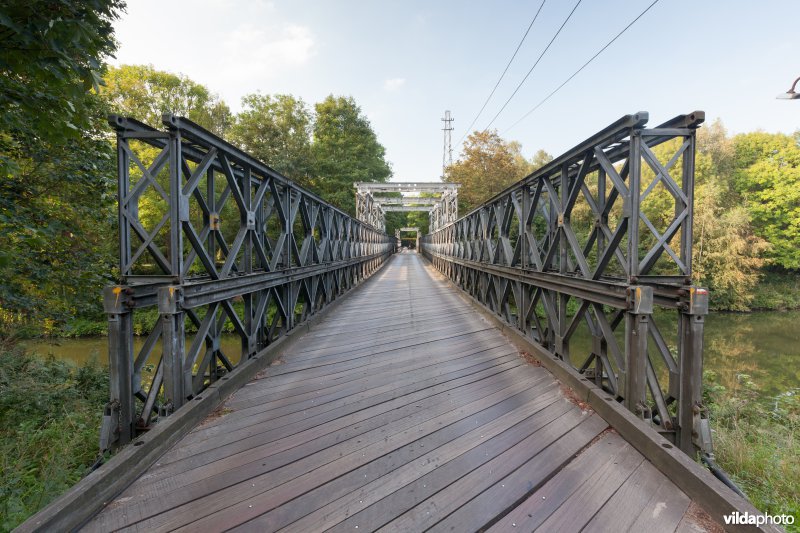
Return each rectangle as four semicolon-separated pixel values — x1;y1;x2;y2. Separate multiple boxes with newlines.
102;114;394;447
421;111;711;455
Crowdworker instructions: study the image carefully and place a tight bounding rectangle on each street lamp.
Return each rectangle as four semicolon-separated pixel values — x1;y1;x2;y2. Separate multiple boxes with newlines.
777;75;800;99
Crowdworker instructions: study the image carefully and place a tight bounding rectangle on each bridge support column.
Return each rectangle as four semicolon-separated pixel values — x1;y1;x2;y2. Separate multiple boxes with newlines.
625;286;652;418
103;286;135;447
159;286;186;412
678;287;710;455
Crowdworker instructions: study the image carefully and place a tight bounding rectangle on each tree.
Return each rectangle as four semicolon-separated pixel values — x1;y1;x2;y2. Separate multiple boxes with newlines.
0;0;124;333
530;149;554;171
444;130;531;213
0;0;124;175
731;132;800;270
101;65;231;135
693;179;769;310
229;94;313;187
311;96;392;214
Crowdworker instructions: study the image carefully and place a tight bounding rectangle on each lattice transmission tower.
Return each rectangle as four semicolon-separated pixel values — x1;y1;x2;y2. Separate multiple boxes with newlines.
441;110;454;178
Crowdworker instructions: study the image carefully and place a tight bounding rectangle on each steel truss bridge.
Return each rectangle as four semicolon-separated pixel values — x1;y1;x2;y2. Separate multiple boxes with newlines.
355;181;460;232
22;111;774;533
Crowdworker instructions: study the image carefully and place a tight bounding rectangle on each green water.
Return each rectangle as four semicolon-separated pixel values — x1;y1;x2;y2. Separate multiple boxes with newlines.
22;310;800;401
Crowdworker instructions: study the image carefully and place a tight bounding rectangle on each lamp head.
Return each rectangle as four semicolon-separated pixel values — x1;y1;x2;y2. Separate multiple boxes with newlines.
777;76;800;100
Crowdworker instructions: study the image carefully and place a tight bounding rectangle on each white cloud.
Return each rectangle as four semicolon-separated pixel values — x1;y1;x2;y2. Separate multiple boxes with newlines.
383;78;407;91
221;23;315;81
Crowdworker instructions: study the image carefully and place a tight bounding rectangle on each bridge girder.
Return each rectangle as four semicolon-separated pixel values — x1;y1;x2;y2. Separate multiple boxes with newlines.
354;182;460;231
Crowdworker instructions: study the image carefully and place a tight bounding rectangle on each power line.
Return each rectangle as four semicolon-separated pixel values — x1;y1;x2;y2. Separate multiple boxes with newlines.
503;0;661;134
482;0;582;132
456;0;547;147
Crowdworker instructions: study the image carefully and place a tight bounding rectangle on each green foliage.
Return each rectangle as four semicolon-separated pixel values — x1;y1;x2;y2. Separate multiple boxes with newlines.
0;344;107;530
691;124;771;310
0;0;124;176
311;95;392;214
0;1;124;336
704;371;799;527
0;95;117;334
530;149;554;171
102;64;231;135
732;132;800;270
229;94;313;186
750;271;800;310
445;130;531;213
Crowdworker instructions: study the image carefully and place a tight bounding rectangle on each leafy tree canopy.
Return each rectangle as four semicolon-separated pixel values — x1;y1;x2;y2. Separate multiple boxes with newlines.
102;64;231;135
731;132;800;270
311;95;392;214
229;94;313;187
0;0;124;170
444;130;531;213
0;0;124;330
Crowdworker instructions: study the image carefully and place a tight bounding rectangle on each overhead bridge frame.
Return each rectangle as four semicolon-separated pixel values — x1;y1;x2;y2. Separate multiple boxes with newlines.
355;182;460;231
102;114;393;448
422;111;710;455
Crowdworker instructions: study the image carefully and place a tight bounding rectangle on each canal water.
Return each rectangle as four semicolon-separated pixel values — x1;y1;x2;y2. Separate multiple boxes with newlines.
22;310;800;403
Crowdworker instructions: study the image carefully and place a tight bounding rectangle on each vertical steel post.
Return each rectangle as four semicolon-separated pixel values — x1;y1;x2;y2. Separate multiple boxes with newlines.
557;165;569;362
624;130;643;405
117;133;131;278
104;287;135;446
159;286;186;410
678;287;708;454
681;133;696;276
625;286;652;415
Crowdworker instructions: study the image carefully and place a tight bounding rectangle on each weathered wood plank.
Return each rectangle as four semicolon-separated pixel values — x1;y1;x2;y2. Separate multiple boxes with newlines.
109;374;556;531
147;353;535;475
376;414;608;532
237;393;572;532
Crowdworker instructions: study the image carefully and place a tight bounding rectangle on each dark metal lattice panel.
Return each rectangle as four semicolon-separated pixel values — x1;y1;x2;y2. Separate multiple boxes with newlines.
102;114;394;447
422;111;710;454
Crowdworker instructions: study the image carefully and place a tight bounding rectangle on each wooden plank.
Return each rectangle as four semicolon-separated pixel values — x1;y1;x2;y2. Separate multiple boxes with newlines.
626;471;692;533
580;458;692;533
117;357;535;498
221;347;517;422
484;433;629;532
190;343;515;437
236;393;572;532
225;331;509;405
279;320;490;362
530;437;643;532
374;414;608;533
227;334;509;405
110;373;557;531
149;351;533;473
89;371;554;530
427;427;626;532
241;326;496;379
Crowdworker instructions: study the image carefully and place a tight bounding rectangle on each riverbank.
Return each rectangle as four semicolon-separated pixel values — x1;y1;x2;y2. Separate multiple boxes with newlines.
0;344;107;531
705;371;799;530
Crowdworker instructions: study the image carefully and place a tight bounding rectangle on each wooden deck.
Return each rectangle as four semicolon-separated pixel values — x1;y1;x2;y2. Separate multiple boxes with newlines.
84;252;716;532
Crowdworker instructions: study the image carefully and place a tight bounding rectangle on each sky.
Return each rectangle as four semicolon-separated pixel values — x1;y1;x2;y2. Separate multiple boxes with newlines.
112;0;800;183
